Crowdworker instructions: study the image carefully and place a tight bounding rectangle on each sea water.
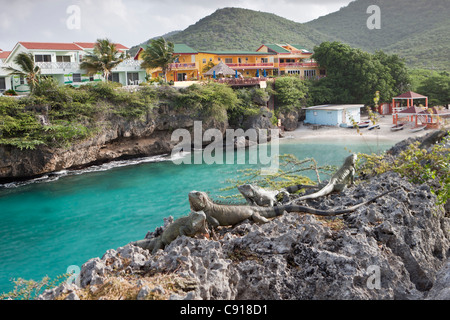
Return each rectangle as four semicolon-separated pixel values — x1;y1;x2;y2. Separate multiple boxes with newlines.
0;138;394;294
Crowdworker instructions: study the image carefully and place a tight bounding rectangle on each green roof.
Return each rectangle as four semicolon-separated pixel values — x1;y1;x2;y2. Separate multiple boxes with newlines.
200;50;274;55
173;44;197;54
290;44;311;52
263;44;290;53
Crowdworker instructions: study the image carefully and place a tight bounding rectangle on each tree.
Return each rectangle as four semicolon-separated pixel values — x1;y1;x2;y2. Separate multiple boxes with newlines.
311;41;411;105
140;38;179;82
80;38;127;82
3;52;41;93
274;76;308;113
416;72;450;108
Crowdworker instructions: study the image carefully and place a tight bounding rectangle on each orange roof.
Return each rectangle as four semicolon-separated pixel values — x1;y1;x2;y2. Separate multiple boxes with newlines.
19;42;84;51
0;51;11;59
74;42;129;50
394;91;427;99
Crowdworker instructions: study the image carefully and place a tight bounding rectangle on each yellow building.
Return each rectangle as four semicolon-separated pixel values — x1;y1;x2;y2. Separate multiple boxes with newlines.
257;44;325;79
134;43;325;82
135;44;199;82
196;50;276;79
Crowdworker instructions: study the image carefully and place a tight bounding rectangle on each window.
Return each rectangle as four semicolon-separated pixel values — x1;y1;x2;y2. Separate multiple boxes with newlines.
56;56;71;62
304;70;316;78
89;75;95;82
287;70;301;75
108;73;120;83
0;77;6;91
127;72;139;84
34;54;51;62
202;59;206;64
72;73;82;83
238;58;242;63
225;58;233;64
261;58;268;63
20;76;25;85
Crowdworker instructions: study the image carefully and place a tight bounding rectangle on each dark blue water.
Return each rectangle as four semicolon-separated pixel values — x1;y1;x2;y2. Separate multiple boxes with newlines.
0;139;394;294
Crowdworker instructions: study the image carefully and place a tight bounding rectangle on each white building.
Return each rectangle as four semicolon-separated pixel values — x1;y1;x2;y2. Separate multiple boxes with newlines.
0;42;146;94
0;49;12;93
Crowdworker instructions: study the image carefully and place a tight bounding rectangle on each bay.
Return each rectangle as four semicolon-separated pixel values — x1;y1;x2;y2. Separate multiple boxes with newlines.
0;138;394;294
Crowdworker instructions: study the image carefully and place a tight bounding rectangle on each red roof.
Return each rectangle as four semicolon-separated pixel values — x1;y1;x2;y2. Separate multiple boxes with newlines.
419;107;450;115
0;51;11;59
398;106;425;114
74;42;129;50
394;91;427;99
19;42;83;51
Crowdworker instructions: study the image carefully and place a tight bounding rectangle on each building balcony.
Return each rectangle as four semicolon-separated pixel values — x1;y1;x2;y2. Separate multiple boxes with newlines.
279;62;318;68
35;61;80;71
169;62;197;70
226;63;274;69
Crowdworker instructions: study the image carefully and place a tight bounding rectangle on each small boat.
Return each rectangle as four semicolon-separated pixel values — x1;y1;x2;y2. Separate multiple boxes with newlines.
391;123;405;131
410;125;426;133
367;124;380;130
357;121;370;128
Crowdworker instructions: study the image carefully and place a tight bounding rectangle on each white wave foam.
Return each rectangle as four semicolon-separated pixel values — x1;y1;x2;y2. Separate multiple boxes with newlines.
0;154;176;189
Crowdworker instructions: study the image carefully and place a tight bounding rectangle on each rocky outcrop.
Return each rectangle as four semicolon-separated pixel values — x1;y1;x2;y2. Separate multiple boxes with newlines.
40;170;449;300
277;110;299;131
0;105;228;183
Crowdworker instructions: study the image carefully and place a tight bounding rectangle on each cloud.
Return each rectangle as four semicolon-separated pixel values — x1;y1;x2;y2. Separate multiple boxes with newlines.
0;0;354;51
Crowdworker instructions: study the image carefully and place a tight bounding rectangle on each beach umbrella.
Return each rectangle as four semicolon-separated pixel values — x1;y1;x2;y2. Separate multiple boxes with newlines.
256;70;259;77
235;70;238;78
263;69;267;77
213;70;216;79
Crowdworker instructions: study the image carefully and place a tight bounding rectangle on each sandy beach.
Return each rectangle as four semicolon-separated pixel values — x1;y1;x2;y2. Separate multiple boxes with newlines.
284;115;432;144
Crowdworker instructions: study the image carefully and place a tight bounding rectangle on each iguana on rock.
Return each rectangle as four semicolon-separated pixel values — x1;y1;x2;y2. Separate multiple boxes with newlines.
131;211;208;254
294;153;357;201
189;187;397;228
237;184;289;207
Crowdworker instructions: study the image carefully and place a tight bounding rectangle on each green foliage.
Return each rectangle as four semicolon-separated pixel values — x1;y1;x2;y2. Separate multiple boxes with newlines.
177;82;238;122
141;38;179;82
0;274;69;300
357;138;450;207
306;0;450;71
80;38;128;80
219;154;336;202
310;42;410;105
273;76;308;113
415;71;450;107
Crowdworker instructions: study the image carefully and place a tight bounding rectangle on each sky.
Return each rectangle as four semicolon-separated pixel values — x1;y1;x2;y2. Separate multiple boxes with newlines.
0;0;354;51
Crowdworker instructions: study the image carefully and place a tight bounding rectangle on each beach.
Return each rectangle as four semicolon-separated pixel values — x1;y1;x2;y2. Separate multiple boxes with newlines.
285;115;431;144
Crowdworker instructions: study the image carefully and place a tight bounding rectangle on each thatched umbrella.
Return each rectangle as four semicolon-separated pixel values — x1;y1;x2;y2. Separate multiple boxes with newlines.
204;61;239;78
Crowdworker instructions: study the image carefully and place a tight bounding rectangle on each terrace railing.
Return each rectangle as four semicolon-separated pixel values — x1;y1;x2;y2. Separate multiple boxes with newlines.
226;63;274;69
169;62;197;70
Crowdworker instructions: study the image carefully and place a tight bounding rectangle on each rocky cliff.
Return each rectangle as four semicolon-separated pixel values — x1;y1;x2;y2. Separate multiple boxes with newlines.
0;105;228;184
38;133;450;300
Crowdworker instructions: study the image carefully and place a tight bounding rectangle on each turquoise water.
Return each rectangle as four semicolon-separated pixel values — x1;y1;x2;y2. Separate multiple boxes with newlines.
0;138;394;294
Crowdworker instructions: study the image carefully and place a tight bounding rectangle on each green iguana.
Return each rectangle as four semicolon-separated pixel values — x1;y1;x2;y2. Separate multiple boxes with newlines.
237;184;289;207
294;153;357;201
188;187;397;228
131;211;208;254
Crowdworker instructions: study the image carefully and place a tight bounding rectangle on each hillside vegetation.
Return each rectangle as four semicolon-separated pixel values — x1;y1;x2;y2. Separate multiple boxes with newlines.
132;1;450;71
306;0;450;70
131;7;331;54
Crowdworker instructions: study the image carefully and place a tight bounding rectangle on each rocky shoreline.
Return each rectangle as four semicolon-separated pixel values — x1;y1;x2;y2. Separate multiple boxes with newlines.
38;130;450;300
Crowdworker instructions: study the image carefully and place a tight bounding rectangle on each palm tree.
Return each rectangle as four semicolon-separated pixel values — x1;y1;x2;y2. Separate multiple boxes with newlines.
140;38;179;82
3;52;41;93
80;38;128;82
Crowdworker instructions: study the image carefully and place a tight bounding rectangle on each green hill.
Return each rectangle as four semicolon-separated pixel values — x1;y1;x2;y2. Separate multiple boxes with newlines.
306;0;450;70
132;2;450;70
130;7;331;54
